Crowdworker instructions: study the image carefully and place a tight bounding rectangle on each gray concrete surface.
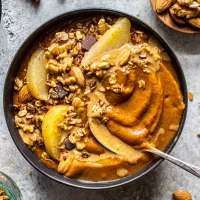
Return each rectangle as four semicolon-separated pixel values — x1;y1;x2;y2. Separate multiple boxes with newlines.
0;0;200;199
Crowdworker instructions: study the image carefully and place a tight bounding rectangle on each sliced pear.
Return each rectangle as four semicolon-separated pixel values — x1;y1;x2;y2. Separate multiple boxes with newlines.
42;105;69;161
87;93;142;160
81;18;131;66
88;118;141;157
27;48;49;100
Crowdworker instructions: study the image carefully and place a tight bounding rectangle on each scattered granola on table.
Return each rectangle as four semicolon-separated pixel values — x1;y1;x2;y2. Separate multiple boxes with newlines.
188;91;194;101
13;16;185;181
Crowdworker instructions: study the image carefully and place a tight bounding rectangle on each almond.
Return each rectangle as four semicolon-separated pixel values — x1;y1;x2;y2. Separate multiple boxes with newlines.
172;190;192;200
70;66;85;87
187;17;200;29
118;49;131;66
18;85;33;103
156;0;173;13
169;7;186;25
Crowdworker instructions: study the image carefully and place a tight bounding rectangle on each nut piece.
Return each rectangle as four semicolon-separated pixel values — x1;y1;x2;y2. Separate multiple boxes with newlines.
172;190;192;200
76;30;83;41
118;49;131;66
70;66;85;87
176;7;199;19
189;1;200;8
156;0;173;13
187;17;200;29
18;109;28;117
169;7;186;25
14;77;23;91
98;19;109;35
18;85;33;103
188;91;194;101
177;0;194;6
55;32;68;42
171;3;182;14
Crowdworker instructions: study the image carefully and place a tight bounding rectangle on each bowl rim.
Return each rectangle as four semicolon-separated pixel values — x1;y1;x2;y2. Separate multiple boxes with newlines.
3;8;188;189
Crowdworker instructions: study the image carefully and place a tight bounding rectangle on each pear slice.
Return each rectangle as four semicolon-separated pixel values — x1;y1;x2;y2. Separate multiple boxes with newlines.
42;105;69;161
81;17;131;66
87;93;142;160
88;118;142;158
27;48;49;100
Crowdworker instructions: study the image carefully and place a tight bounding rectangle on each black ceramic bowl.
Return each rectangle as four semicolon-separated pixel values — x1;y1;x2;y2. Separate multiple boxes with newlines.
4;9;187;189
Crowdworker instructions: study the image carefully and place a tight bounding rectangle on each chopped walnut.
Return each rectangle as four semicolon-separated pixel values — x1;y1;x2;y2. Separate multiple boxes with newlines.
98;19;109;35
41;152;51;161
75;30;83;41
55;32;68;42
14;77;23;91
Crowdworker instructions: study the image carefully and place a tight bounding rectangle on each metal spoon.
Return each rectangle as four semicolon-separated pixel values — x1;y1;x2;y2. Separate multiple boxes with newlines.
143;148;200;178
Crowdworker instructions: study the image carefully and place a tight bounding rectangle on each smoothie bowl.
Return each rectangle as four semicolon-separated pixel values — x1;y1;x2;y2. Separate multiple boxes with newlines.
4;9;187;189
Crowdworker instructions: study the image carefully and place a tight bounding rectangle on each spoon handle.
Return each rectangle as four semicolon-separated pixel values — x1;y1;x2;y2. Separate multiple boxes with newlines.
145;148;200;178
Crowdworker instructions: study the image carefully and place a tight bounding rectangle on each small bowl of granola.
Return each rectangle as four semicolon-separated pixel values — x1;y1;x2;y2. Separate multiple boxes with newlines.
0;172;22;200
4;9;187;189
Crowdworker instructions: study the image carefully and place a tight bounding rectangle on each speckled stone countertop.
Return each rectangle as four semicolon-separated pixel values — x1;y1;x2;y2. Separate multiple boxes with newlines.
0;0;200;199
